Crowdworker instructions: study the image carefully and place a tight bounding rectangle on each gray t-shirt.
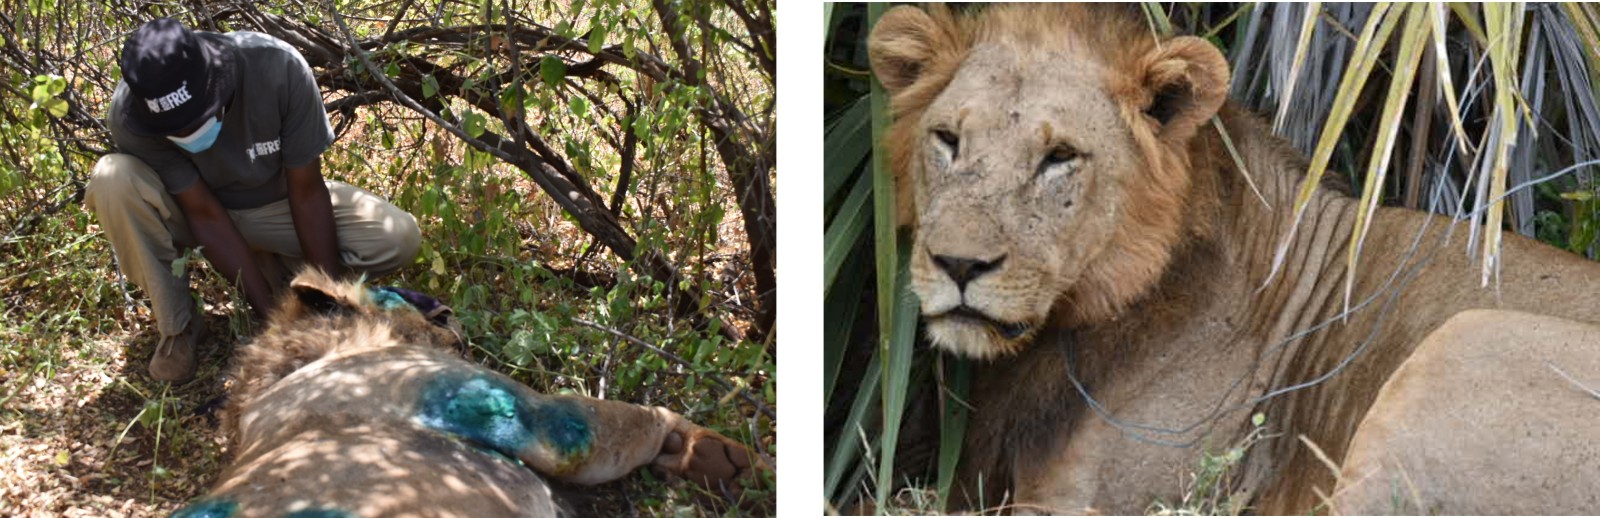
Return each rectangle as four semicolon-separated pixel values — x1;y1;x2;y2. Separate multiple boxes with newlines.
109;31;333;210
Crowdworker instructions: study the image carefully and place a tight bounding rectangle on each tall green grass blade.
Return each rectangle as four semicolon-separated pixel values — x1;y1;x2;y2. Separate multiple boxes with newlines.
824;352;881;504
935;356;971;511
825;97;873;206
1267;2;1401;288
1345;3;1431;311
1273;2;1322;133
824;248;865;404
876;245;917;514
825;171;873;294
865;4;912;512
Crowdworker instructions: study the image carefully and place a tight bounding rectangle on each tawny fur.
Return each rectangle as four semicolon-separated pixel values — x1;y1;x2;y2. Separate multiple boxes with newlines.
871;4;1600;514
221;268;461;444
199;269;769;516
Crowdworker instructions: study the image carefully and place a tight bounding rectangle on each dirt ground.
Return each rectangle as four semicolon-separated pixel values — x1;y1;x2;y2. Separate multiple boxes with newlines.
0;313;228;517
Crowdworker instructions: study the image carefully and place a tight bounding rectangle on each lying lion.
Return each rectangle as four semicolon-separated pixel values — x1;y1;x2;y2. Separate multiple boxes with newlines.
171;269;769;517
870;4;1600;515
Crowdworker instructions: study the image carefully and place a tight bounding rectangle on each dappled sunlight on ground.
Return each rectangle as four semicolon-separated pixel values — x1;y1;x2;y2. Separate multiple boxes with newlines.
0;323;226;517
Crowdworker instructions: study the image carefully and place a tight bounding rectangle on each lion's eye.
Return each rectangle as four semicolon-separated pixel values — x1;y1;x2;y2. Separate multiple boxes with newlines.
1037;145;1083;177
933;129;960;159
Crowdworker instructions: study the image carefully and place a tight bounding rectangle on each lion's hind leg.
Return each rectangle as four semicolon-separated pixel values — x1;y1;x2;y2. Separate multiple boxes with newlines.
534;395;772;498
1333;309;1600;515
408;368;770;497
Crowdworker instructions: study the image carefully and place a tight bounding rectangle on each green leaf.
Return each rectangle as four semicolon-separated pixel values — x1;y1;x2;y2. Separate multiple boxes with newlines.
623;34;636;60
422;74;439;99
539;56;567;88
824;352;879;502
588;23;607;54
823;96;872;205
42;98;67;118
137;400;161;427
569;96;590;119
823;171;871;293
865;4;917;509
384;62;400;78
823;251;864;403
1268;3;1402;286
1252;412;1267;427
876;241;919;510
170;250;193;278
462;110;486;138
632;113;649;139
1344;3;1430;310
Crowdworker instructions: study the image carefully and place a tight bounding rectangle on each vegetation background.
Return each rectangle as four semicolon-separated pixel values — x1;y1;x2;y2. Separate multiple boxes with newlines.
0;0;775;515
824;3;1600;514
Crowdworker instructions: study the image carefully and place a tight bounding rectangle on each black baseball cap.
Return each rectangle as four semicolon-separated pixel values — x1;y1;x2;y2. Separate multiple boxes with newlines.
119;18;236;137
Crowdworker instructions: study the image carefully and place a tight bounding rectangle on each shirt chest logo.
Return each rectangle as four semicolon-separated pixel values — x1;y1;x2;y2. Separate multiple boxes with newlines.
246;139;282;162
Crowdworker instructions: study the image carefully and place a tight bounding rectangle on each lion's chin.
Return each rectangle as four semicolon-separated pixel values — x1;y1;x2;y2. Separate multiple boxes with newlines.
925;315;1034;359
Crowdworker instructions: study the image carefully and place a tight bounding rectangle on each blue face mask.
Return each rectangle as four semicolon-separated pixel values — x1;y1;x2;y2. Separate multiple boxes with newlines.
167;114;223;153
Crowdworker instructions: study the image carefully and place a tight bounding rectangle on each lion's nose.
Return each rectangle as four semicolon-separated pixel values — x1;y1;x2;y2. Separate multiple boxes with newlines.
932;254;1006;291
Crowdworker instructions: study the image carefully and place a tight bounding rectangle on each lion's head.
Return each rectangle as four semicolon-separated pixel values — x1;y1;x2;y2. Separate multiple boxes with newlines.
868;4;1231;358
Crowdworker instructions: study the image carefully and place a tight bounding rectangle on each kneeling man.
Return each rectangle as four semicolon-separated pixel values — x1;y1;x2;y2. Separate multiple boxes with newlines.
86;18;420;382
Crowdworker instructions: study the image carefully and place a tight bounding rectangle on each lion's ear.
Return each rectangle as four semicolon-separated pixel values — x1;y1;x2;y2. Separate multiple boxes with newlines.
1134;36;1230;141
868;5;963;95
286;268;361;317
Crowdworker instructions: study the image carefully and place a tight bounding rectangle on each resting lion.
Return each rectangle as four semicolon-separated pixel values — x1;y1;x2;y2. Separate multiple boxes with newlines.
171;269;770;517
869;4;1600;515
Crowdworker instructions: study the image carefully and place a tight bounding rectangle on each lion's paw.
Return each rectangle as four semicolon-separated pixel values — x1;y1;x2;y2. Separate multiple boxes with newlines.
652;425;772;500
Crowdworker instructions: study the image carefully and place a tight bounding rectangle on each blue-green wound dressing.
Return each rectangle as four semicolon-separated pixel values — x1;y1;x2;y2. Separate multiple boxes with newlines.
417;373;592;469
169;498;237;518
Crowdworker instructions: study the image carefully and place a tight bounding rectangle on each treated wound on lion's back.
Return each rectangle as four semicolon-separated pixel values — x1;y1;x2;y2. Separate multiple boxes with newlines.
869;3;1600;515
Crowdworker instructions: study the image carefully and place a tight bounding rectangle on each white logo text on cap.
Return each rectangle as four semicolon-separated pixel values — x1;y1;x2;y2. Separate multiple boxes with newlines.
145;81;193;114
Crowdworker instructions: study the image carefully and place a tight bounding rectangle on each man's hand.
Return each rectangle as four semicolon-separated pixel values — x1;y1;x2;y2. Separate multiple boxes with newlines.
284;157;341;278
172;180;274;319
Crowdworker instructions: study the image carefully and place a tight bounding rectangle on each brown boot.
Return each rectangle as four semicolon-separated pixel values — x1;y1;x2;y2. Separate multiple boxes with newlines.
150;306;208;383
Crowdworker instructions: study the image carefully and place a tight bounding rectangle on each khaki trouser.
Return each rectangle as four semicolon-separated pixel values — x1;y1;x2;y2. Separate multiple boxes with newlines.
84;153;421;338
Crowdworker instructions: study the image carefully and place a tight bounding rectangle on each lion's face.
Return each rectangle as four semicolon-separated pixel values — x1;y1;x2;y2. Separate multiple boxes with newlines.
870;5;1231;358
909;43;1141;357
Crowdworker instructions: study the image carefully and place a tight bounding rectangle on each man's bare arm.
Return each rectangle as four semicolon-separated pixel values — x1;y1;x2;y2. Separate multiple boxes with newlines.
284;157;341;277
172;180;274;319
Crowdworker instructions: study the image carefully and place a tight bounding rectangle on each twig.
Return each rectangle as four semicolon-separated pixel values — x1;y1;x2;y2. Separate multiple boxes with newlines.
1547;362;1600;400
573;317;775;420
